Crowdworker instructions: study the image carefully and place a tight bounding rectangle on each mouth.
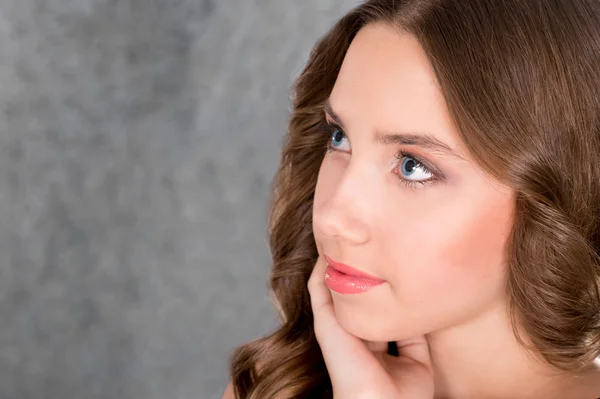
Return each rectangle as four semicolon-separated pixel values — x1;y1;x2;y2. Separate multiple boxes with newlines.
323;254;385;294
324;255;383;280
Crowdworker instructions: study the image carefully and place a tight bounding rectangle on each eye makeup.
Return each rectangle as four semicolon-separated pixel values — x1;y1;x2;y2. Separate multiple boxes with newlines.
321;121;446;189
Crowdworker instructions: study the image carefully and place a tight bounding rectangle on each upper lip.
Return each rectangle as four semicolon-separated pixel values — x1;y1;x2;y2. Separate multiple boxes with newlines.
324;254;384;281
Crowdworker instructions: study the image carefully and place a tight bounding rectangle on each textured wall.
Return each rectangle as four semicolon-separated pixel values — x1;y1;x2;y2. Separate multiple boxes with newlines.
0;1;356;398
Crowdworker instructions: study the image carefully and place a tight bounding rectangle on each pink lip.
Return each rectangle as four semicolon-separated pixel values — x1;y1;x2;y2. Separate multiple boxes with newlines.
324;255;385;294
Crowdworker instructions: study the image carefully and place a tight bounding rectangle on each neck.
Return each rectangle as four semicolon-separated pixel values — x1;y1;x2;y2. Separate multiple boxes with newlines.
426;299;585;399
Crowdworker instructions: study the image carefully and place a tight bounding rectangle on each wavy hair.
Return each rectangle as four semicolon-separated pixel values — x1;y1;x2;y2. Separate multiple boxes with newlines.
229;1;600;397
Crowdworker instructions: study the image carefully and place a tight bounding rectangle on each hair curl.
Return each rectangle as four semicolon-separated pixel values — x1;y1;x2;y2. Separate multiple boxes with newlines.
229;1;600;397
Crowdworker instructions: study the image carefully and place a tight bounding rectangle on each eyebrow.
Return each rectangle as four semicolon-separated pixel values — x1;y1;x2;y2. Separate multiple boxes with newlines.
323;100;464;160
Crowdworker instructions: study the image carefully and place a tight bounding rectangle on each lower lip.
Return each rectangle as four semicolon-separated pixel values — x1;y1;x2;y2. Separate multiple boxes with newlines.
324;265;385;294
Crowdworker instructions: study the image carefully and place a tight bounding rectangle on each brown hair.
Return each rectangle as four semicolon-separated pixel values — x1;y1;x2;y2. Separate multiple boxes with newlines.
228;1;600;397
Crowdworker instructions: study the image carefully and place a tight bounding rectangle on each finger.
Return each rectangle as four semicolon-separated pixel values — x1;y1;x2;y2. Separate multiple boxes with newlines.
363;340;388;354
388;336;435;398
395;335;432;369
307;256;339;332
307;256;382;389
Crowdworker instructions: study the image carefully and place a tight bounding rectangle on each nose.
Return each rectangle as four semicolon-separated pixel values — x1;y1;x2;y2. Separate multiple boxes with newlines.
313;161;374;246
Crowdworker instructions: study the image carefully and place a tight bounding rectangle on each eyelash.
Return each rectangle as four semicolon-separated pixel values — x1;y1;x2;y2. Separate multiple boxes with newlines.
322;122;441;189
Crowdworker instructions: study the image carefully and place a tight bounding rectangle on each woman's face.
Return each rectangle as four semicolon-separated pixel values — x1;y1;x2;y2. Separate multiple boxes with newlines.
312;23;516;342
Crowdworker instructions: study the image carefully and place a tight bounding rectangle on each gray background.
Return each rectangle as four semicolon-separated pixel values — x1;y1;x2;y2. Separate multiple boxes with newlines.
0;0;356;398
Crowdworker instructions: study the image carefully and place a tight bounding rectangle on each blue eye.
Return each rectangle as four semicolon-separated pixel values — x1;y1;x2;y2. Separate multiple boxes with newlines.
325;125;351;152
323;121;440;189
397;153;434;182
331;129;345;147
401;157;418;176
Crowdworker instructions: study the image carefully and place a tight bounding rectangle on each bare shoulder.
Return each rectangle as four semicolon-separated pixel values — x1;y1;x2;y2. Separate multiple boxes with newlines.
575;363;600;399
593;367;600;399
221;381;235;399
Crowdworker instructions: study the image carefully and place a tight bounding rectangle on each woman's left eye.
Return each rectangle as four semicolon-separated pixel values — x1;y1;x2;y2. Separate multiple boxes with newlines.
397;153;434;182
393;151;441;188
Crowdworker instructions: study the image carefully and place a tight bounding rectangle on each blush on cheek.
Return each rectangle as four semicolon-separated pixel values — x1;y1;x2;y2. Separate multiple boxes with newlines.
394;192;513;311
434;199;513;295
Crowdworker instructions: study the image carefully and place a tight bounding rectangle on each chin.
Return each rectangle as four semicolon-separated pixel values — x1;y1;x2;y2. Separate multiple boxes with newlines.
332;300;395;342
332;299;427;343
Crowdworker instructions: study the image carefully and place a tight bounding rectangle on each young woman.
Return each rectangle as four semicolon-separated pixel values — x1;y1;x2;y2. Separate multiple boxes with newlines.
222;0;600;397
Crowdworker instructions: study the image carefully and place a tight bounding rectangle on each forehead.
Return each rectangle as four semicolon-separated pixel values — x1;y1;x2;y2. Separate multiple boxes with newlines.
328;23;463;151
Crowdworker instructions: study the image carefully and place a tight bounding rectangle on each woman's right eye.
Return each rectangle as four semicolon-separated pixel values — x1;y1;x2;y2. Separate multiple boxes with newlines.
326;125;351;153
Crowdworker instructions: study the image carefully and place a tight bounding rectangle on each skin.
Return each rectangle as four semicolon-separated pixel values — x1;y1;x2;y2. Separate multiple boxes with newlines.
308;22;600;399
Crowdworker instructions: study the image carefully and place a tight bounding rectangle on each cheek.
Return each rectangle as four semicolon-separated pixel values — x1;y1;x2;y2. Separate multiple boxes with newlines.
387;187;514;306
313;156;342;211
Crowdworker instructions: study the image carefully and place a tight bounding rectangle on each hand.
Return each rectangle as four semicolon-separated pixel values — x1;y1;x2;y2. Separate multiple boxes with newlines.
307;255;435;399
